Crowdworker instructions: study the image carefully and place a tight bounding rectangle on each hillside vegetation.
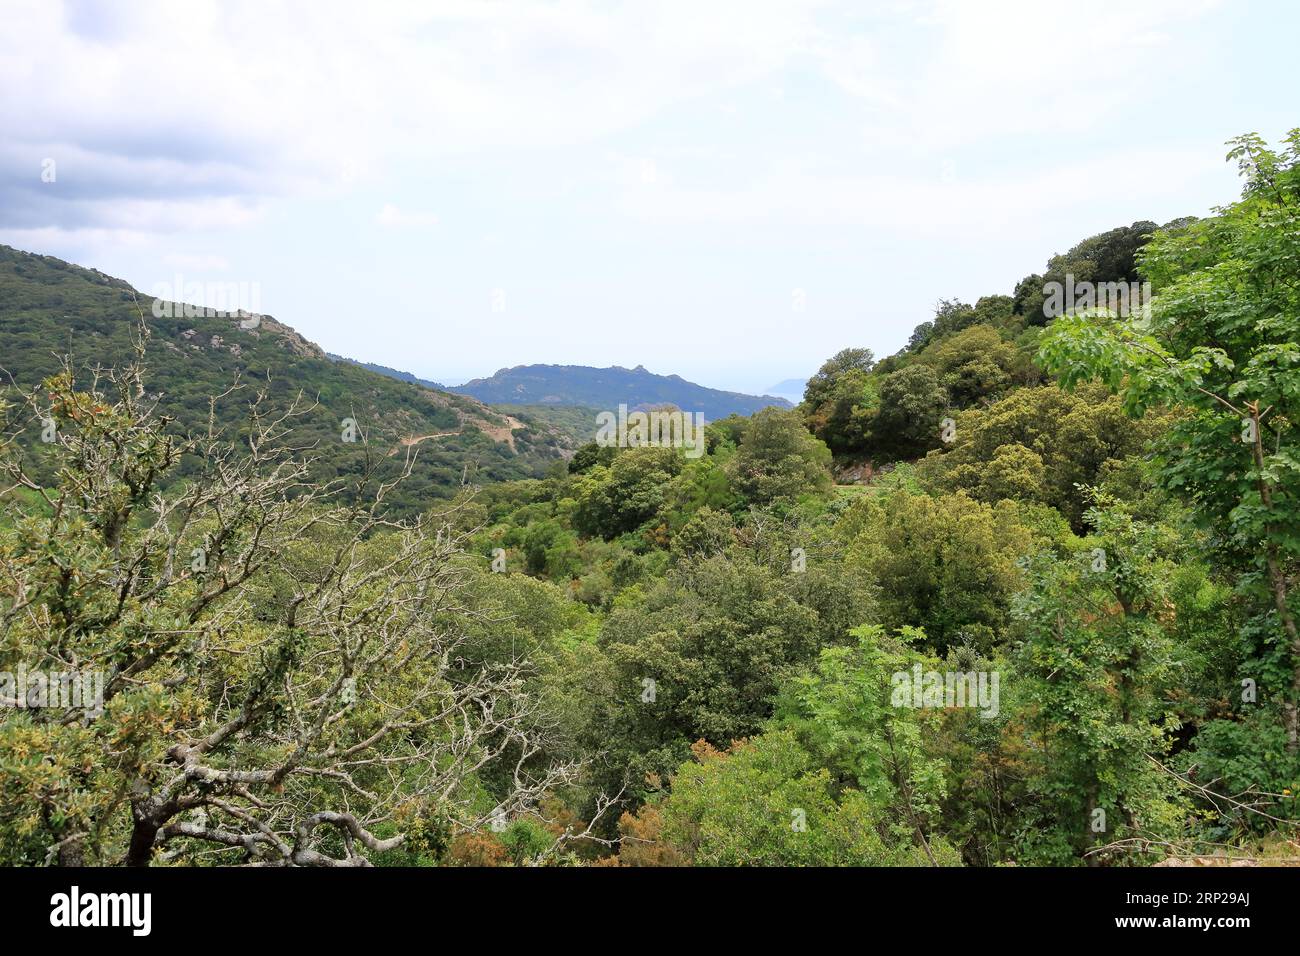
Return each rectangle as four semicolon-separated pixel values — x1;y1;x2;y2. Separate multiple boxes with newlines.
0;246;578;516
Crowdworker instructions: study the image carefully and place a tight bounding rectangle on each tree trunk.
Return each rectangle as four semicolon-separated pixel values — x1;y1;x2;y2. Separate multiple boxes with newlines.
1265;548;1300;751
1250;404;1300;752
126;817;158;867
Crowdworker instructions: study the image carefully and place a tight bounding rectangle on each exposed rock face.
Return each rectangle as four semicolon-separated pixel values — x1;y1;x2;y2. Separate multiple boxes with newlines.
171;311;325;361
833;460;893;485
252;315;326;359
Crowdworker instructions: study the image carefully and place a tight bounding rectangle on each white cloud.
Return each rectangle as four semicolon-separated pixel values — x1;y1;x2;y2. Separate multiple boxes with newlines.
611;147;1222;234
0;0;825;237
0;225;156;251
0;0;1227;246
813;0;1222;148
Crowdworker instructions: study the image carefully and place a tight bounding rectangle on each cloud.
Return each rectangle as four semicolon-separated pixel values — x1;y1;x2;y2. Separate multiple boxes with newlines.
813;0;1223;148
375;203;439;228
0;225;156;254
0;0;824;239
0;0;1241;278
610;146;1222;236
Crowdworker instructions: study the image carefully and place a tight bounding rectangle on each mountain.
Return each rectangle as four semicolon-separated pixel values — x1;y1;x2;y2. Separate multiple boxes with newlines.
450;364;792;420
765;378;807;404
0;245;577;515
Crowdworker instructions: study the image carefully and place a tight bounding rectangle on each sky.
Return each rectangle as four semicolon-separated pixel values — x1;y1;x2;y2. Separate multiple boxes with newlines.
1;0;1296;395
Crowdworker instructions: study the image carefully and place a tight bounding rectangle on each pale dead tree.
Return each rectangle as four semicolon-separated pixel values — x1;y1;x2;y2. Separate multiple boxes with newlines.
530;785;626;865
733;506;797;570
1081;754;1300;865
734;503;839;574
0;348;584;867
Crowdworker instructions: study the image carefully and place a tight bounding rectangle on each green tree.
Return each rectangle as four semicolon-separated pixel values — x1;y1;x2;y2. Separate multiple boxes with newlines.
873;364;949;456
1010;496;1189;864
918;324;1024;408
803;366;878;455
561;550;862;812
837;490;1032;651
802;347;875;410
1039;130;1300;749
568;440;617;474
571;446;683;539
931;384;1160;526
726;408;833;506
658;730;955;866
1015;221;1161;327
775;625;958;863
972;443;1046;503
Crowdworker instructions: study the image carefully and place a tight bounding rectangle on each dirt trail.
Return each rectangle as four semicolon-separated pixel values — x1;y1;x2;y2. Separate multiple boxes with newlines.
479;415;524;451
390;415;524;456
402;431;459;445
387;430;460;456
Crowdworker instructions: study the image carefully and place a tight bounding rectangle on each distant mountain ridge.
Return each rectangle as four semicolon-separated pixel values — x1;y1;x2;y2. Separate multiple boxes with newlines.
449;363;793;420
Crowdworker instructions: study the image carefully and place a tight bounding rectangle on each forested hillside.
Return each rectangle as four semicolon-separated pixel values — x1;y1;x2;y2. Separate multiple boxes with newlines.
0;246;579;515
2;132;1297;868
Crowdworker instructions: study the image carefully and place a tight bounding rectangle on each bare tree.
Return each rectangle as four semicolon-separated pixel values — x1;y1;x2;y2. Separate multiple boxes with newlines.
0;349;582;866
